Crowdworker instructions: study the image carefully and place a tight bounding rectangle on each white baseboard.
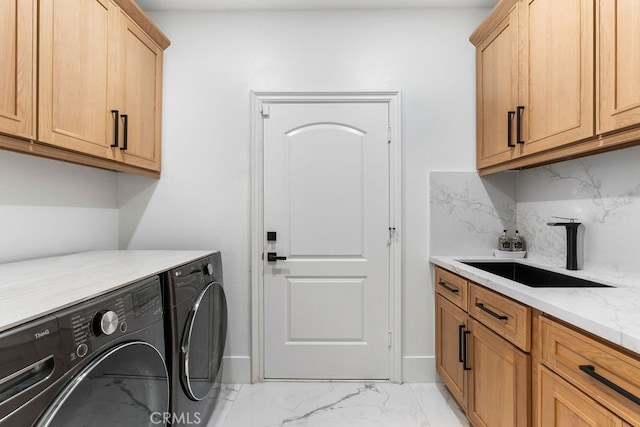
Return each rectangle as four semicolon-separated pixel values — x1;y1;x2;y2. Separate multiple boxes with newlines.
222;356;251;384
402;356;438;383
222;355;439;384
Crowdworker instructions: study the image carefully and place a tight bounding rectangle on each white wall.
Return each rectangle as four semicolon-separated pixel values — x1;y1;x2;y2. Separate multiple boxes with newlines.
0;150;119;263
118;8;490;382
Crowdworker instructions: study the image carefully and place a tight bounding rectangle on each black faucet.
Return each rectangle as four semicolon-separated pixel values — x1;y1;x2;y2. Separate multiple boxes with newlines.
547;217;581;270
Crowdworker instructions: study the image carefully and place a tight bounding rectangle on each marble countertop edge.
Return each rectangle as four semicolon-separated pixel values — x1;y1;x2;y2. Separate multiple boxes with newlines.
0;250;216;334
430;255;640;355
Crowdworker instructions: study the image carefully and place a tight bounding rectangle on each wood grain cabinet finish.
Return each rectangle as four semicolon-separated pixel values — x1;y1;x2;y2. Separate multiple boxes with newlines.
435;294;469;411
467;318;530;427
471;0;640;175
115;11;163;171
0;0;168;177
435;266;468;310
0;0;36;140
475;2;520;169
38;0;119;159
518;0;595;156
598;0;640;134
468;282;531;352
538;365;627;427
538;315;640;426
434;267;531;426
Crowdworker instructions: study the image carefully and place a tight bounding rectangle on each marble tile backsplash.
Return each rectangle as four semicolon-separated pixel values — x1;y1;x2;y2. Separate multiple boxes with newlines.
429;172;516;256
430;145;640;276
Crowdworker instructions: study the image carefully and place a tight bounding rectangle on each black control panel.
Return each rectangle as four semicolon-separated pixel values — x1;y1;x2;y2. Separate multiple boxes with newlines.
57;276;163;367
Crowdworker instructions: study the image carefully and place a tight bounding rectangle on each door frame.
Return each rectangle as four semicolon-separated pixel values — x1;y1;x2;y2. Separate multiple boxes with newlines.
250;91;402;383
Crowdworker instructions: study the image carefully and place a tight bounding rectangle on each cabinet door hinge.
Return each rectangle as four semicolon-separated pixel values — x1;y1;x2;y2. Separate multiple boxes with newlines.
261;105;270;118
388;330;392;347
387;127;392;143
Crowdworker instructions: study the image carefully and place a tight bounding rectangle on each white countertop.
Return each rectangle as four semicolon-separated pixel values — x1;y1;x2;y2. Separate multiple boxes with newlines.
430;256;640;355
0;250;214;333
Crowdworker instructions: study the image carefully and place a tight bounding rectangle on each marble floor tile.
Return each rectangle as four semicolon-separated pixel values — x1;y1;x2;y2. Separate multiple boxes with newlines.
207;384;242;427
207;382;468;427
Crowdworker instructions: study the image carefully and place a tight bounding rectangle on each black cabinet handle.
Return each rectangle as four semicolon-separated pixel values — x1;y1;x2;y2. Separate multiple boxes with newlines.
579;365;640;406
463;330;471;371
111;110;119;148
120;114;128;150
267;252;287;262
507;111;515;147
458;325;465;363
438;281;459;294
475;303;508;321
516;106;525;144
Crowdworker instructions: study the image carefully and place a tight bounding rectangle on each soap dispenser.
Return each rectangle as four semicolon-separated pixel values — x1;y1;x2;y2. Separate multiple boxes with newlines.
511;230;525;251
498;230;511;251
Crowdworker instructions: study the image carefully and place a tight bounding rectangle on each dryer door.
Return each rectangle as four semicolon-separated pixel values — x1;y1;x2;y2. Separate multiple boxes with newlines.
180;282;228;401
37;341;169;427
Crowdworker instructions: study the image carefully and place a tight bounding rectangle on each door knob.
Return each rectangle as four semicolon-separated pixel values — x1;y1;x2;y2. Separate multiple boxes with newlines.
267;252;287;262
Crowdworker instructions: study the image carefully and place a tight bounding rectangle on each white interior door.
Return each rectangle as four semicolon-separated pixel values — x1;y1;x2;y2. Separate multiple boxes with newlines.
263;101;391;379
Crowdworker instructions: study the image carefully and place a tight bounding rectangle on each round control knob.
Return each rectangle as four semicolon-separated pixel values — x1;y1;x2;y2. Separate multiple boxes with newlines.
93;310;119;336
203;263;214;276
76;343;88;358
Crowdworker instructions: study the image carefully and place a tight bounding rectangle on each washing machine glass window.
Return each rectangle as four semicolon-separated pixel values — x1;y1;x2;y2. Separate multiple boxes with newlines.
181;282;227;401
37;341;169;427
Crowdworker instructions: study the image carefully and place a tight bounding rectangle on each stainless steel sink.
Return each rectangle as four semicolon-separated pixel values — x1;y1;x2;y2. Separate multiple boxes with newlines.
460;261;613;288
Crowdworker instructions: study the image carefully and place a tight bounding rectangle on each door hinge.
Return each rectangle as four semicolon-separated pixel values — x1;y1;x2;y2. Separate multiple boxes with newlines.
388;330;392;347
387;127;391;143
261;105;270;118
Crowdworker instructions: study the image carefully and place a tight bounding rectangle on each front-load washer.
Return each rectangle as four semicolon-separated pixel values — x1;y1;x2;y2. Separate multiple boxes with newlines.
163;253;227;426
0;276;170;427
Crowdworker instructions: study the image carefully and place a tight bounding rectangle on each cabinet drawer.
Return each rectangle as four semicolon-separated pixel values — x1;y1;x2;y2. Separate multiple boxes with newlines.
540;316;640;426
435;267;468;310
468;283;530;351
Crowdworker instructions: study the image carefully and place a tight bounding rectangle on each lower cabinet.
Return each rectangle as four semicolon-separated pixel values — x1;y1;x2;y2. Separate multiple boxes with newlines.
435;265;640;427
467;319;530;427
435;273;530;427
537;365;629;427
435;294;468;410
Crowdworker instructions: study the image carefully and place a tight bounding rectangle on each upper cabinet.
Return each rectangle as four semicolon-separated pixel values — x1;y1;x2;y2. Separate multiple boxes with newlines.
472;0;640;175
38;0;119;159
0;0;169;177
598;0;640;134
475;3;519;169
115;11;163;171
0;0;36;140
519;0;594;156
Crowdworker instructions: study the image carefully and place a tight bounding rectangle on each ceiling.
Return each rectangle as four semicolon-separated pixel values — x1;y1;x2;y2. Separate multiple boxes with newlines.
136;0;498;12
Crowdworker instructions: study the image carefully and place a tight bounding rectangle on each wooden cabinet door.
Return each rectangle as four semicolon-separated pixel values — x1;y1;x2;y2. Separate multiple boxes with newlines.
467;318;530;427
519;0;594;155
435;294;468;411
538;365;625;427
598;0;640;134
0;0;35;140
116;12;163;171
476;4;520;169
38;0;119;158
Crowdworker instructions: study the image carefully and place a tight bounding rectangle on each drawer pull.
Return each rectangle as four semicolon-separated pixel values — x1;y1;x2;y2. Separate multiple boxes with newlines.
475;303;508;321
463;330;471;371
579;365;640;406
458;325;465;363
438;281;459;294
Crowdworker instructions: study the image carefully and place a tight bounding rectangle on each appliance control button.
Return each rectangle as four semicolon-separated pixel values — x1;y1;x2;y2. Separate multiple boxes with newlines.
76;343;88;358
120;322;128;333
204;263;214;276
93;310;119;336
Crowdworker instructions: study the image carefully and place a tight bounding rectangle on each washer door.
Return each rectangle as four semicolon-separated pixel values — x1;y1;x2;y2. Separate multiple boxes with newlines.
181;282;228;401
37;341;169;427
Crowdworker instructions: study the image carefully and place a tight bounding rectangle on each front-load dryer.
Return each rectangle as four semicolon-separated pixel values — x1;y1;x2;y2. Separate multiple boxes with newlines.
163;253;227;426
0;276;169;427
